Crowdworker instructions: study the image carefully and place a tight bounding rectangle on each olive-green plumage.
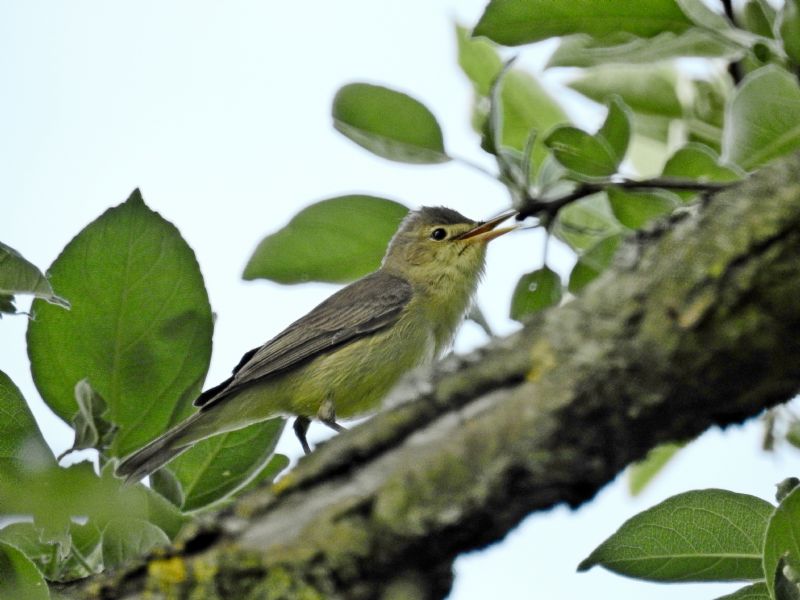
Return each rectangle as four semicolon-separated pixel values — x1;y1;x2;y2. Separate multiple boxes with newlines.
116;206;515;482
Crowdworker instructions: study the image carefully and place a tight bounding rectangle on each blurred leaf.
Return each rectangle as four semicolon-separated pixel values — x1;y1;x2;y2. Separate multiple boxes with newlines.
0;540;49;600
474;0;692;46
742;0;776;38
456;24;503;97
26;189;213;457
332;83;449;164
714;582;770;600
597;96;632;165
0;370;55;476
547;30;741;68
101;518;168;568
60;379;115;459
628;442;684;496
244;195;408;284
568;65;682;118
510;267;562;321
0;241;69;311
779;0;800;65
149;468;184;508
568;234;623;293
554;193;622;251
722;66;800;170
0;294;16;316
578;489;773;581
662;143;744;199
239;452;291;495
545;126;618;178
168;418;285;512
607;187;679;229
765;486;800;598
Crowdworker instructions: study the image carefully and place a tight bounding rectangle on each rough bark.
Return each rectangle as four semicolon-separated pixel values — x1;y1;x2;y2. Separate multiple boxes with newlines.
66;153;800;599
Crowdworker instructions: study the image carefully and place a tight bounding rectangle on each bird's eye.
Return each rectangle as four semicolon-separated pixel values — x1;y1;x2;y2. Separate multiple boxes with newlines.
430;227;447;241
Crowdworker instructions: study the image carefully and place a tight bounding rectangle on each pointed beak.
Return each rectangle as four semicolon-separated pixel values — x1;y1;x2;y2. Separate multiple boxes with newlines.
456;210;518;244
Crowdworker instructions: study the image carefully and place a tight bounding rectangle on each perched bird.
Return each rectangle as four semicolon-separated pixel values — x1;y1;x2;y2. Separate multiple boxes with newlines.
116;206;516;482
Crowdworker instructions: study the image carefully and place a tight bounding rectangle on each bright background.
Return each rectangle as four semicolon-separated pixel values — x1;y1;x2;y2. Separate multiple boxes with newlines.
1;2;796;598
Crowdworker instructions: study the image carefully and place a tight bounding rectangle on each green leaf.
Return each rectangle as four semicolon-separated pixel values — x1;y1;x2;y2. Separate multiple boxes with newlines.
456;24;503;97
545;126;618;178
722;66;800;170
60;379;115;459
495;69;569;173
547;30;741;68
243;195;408;284
568;234;623;293
598;96;632;165
332;83;448;164
474;0;692;46
662;143;744;199
101;518;169;568
742;0;776;39
607;187;679;230
764;486;800;598
554;193;622;251
0;370;55;474
168;417;285;512
578;489;774;581
628;442;684;496
0;541;49;600
509;267;562;321
26;189;213;457
0;241;69;310
568;65;683;118
239;452;291;495
779;0;800;65
714;582;770;600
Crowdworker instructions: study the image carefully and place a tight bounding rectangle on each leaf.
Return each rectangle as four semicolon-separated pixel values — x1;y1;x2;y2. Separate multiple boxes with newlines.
628;442;684;496
607;187;680;230
764;485;800;598
597;96;632;165
568;65;683;118
509;267;562;321
722;66;800;170
60;379;115;459
779;0;800;66
554;193;622;251
0;370;55;475
0;241;69;310
239;452;291;495
578;489;774;581
662;143;744;200
568;234;623;293
714;582;770;600
0;541;49;600
332;83;449;164
101;518;169;568
243;195;408;284
547;30;741;68
168;417;285;512
26;189;213;457
544;126;618;179
456;24;503;97
742;0;777;38
474;0;693;46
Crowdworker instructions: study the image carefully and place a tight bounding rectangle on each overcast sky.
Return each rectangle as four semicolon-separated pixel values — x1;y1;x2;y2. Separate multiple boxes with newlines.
1;2;795;598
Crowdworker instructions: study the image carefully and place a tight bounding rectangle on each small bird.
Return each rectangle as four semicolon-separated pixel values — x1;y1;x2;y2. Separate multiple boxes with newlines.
116;206;516;482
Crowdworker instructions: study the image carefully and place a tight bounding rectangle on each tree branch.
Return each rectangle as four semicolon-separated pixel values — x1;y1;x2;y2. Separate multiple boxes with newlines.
65;153;800;600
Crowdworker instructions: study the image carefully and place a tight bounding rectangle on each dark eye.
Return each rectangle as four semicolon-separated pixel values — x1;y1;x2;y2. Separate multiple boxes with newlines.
430;227;447;241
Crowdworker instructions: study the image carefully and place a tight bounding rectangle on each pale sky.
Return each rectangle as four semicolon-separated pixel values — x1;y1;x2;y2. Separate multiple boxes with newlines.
1;2;795;598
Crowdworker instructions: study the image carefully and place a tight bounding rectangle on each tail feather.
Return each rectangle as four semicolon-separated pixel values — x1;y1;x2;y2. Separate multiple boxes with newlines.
115;412;205;483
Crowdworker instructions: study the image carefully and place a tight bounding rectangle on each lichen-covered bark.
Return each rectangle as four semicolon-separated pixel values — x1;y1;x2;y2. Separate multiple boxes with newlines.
64;153;800;599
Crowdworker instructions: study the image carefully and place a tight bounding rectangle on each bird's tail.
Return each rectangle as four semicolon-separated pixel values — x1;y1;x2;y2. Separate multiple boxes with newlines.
115;411;209;483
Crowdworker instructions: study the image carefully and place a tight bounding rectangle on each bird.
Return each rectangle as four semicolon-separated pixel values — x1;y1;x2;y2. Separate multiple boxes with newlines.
116;206;516;482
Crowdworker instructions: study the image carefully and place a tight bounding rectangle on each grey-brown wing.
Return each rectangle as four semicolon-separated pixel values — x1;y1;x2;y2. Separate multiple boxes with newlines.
194;271;412;408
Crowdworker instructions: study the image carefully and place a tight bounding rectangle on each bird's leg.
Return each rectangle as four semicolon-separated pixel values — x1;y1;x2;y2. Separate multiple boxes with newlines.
317;395;346;433
293;416;312;455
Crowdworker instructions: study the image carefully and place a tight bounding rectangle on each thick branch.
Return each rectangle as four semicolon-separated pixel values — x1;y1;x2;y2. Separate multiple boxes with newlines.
70;154;800;600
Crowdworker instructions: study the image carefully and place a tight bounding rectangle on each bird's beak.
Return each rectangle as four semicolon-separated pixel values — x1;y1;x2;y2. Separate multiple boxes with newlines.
456;210;518;244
